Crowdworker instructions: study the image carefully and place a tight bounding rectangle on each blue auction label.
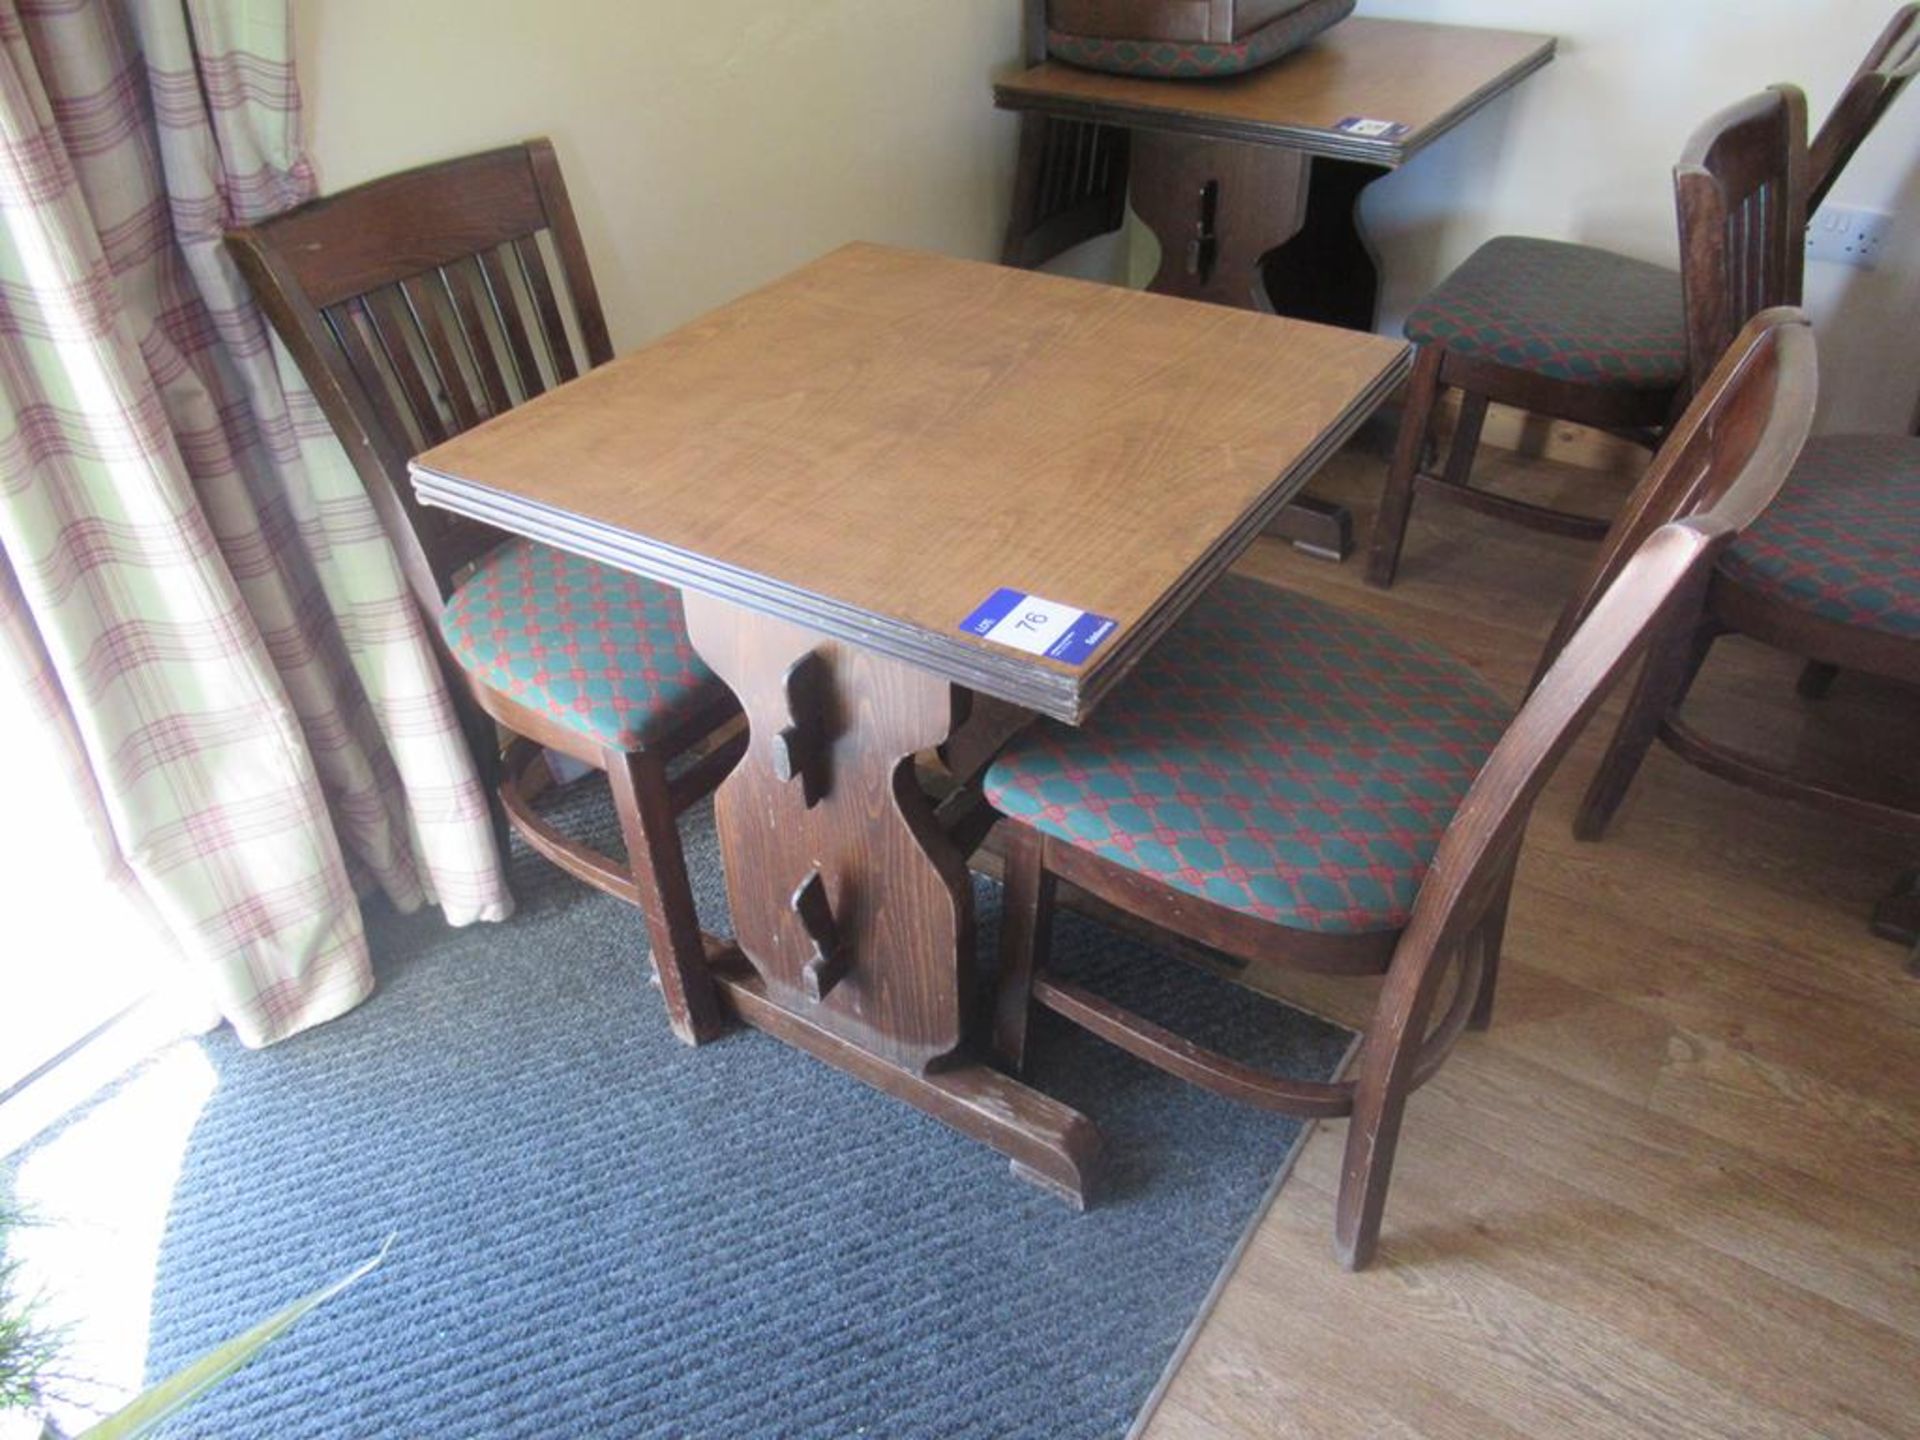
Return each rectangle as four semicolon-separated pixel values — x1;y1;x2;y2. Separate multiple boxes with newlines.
959;588;1118;666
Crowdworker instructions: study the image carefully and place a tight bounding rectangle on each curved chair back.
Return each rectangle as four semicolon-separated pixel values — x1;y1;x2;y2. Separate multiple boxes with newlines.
1675;88;1808;397
1337;516;1740;1261
227;141;612;617
1536;307;1818;677
1810;3;1920;214
1397;522;1728;980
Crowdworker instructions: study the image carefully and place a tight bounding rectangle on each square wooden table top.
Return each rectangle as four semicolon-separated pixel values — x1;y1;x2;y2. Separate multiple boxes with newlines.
994;16;1556;165
412;243;1409;723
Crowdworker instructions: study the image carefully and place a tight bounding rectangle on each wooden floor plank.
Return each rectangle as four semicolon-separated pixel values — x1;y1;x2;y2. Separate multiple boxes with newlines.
1391;1046;1920;1338
1332;1121;1920;1439
1194;1174;1838;1440
1140;447;1920;1439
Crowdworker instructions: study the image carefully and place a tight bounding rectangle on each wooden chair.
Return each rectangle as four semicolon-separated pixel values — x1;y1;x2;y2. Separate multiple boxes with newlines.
1573;380;1919;973
1365;86;1807;589
227;142;742;1044
980;310;1816;1268
1808;3;1920;214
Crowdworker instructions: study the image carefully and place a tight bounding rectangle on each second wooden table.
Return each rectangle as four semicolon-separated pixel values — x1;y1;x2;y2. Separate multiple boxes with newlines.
996;15;1555;324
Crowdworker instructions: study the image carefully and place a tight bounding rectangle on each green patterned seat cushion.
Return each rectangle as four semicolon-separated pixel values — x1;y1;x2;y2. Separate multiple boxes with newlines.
1048;0;1355;79
985;575;1511;935
1405;236;1688;389
439;539;722;751
1718;434;1920;641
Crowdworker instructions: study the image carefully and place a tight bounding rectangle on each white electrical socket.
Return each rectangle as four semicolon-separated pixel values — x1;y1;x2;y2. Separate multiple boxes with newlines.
1805;205;1892;269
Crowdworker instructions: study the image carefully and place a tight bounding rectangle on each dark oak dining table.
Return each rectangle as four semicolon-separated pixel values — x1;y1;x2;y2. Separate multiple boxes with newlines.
412;242;1409;1202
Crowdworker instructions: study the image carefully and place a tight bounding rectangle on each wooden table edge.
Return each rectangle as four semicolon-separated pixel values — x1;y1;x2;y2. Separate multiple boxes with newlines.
992;32;1557;167
409;344;1410;726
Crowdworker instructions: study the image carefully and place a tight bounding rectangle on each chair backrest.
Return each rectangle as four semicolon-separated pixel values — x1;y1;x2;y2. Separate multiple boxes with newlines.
1536;307;1818;675
1809;3;1920;214
227;140;613;614
1399;519;1733;966
1675;87;1808;397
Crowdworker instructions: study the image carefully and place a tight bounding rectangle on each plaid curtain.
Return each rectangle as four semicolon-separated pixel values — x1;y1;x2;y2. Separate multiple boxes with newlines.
0;0;511;1047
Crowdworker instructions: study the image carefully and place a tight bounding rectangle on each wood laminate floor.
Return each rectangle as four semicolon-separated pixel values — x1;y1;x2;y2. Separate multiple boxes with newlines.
1143;448;1920;1440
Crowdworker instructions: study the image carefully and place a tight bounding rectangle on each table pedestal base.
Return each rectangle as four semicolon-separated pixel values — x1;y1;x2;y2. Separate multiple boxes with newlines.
683;590;1101;1203
712;953;1100;1203
1129;131;1309;310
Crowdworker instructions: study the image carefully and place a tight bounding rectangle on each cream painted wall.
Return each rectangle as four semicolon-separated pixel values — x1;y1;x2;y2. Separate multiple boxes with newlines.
292;1;1070;350
293;1;1917;433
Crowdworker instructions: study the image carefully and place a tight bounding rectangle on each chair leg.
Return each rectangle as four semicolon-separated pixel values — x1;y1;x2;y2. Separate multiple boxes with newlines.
992;823;1057;1074
608;746;727;1045
1468;854;1518;1031
1333;932;1456;1270
1797;661;1839;700
1366;344;1445;589
1439;389;1489;491
479;745;514;871
1573;619;1716;842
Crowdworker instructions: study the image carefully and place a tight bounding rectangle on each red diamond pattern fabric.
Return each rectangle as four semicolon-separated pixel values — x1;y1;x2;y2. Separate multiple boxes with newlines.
985;576;1511;935
439;539;722;751
1405;236;1688;389
1047;0;1354;78
1718;433;1920;641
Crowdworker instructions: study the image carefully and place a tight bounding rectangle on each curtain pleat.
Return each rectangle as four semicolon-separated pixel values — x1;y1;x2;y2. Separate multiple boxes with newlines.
0;0;510;1047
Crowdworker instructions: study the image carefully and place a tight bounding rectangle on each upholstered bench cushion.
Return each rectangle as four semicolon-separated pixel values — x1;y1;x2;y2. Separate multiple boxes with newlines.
440;539;719;751
1048;0;1355;78
1718;434;1920;640
1405;236;1688;389
985;575;1511;934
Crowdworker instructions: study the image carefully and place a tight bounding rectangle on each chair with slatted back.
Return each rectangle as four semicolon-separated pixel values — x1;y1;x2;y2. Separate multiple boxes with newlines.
1809;3;1920;215
1563;5;1919;964
1364;86;1808;590
1574;363;1919;972
981;309;1816;1268
227;141;743;1044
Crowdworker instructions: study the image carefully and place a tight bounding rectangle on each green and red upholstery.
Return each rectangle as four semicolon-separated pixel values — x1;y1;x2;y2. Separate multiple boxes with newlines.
1048;0;1354;79
1404;236;1688;390
440;538;721;750
984;576;1511;935
1717;433;1920;641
